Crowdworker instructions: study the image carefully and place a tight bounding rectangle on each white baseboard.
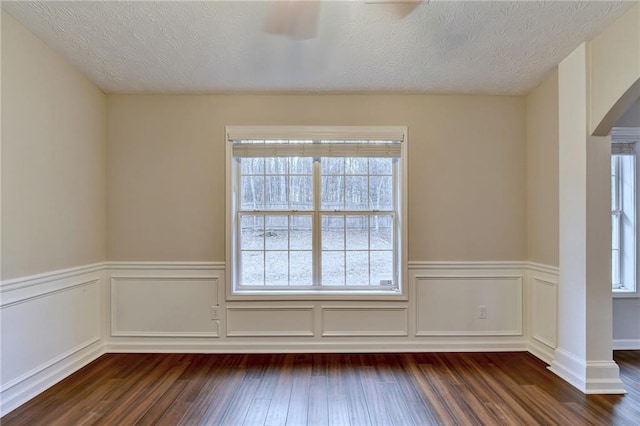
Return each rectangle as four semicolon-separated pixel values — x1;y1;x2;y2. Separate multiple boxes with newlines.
528;340;555;365
548;348;627;394
0;341;106;417
106;338;529;354
613;339;640;350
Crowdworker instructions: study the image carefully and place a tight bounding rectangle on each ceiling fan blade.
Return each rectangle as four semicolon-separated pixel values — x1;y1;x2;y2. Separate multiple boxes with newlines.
392;1;422;19
365;0;426;19
264;1;321;40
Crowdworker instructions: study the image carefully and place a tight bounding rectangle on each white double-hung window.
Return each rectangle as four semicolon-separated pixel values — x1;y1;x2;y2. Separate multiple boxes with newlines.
226;127;407;298
611;142;636;294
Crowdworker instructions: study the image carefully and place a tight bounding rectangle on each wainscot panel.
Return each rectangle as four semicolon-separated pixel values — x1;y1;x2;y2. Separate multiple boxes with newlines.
531;276;558;348
0;265;105;416
526;264;558;363
226;305;315;337
321;306;408;337
111;276;219;337
413;273;523;336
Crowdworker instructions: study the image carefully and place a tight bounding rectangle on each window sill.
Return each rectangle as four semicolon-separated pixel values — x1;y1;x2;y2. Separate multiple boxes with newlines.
226;289;408;302
613;291;640;299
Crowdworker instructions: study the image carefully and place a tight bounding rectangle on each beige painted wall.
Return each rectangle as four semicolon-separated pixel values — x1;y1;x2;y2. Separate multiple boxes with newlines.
107;94;526;262
1;13;107;279
589;3;640;135
526;69;559;267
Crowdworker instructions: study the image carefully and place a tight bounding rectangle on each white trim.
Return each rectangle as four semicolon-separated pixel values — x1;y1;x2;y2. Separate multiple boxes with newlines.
527;262;560;275
110;274;221;337
0;263;107;416
613;339;640;350
408;261;528;270
549;348;627;394
612;291;640;299
320;306;409;337
0;340;105;417
104;261;225;270
416;330;522;337
412;274;524;280
106;339;528;354
0;262;104;292
0;337;101;393
0;277;100;308
408;260;559;275
549;348;589;392
413;274;523;337
528;340;556;365
226;305;315;337
531;276;558;349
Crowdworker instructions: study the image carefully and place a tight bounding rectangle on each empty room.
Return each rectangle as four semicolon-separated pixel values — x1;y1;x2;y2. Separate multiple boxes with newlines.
1;1;639;424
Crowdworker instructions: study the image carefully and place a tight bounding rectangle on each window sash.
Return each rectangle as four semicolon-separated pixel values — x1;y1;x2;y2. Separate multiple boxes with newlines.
235;153;398;290
236;211;397;289
611;154;637;293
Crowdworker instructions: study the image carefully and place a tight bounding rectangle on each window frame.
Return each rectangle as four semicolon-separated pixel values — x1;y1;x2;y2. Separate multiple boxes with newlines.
611;147;638;297
225;126;408;301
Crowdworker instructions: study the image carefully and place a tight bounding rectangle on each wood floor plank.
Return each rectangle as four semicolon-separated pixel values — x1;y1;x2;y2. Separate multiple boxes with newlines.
264;354;295;426
242;398;272;426
95;355;189;425
177;354;245;425
307;375;329;426
135;379;189;425
358;366;395;426
2;351;639;426
419;363;481;425
284;357;311;426
343;355;373;426
193;355;250;425
445;353;541;425
218;378;262;426
400;354;457;425
326;354;351;426
153;354;219;424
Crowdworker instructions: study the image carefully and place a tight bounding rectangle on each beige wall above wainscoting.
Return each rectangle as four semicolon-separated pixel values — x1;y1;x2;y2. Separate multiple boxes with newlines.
1;12;107;280
526;70;560;267
106;94;527;262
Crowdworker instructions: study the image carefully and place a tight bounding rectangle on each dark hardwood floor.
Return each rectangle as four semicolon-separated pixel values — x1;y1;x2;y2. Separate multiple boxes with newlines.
2;351;639;425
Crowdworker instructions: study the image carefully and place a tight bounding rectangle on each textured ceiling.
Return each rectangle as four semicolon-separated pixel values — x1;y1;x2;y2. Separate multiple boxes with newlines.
2;1;636;95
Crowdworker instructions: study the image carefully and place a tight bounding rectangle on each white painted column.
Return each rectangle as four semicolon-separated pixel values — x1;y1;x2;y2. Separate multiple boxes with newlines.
550;43;625;394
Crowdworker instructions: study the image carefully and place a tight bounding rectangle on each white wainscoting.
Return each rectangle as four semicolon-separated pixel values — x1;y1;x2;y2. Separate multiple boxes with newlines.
2;260;563;415
527;263;559;363
107;262;224;338
111;276;220;337
321;306;408;337
0;264;106;416
412;273;523;337
226;305;315;337
106;261;530;353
